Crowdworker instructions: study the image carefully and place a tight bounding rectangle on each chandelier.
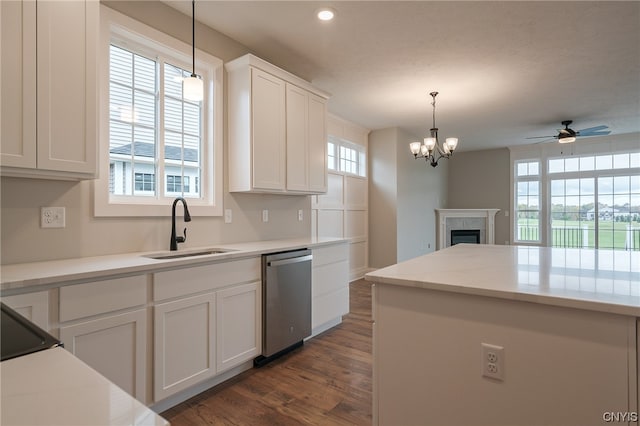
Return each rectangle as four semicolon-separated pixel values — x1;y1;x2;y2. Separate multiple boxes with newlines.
409;91;459;167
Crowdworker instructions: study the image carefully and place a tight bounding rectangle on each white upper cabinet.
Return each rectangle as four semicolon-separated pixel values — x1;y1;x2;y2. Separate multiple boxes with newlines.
226;54;329;194
0;0;98;179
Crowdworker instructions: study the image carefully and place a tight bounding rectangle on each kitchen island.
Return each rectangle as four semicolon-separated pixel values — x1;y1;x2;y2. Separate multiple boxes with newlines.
365;244;639;426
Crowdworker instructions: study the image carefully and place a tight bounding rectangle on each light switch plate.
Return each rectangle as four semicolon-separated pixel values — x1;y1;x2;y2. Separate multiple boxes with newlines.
298;209;303;221
224;209;232;224
262;209;269;222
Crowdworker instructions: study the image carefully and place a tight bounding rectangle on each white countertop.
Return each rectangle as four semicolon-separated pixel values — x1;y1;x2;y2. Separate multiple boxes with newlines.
365;244;640;317
0;237;346;294
0;347;168;426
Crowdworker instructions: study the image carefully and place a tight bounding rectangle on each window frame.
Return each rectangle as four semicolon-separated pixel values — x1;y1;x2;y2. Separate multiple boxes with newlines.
513;159;541;245
328;136;367;177
509;135;640;248
94;6;223;217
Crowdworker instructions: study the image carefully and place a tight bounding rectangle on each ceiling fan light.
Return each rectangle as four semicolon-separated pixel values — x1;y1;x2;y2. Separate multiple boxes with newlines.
558;136;576;144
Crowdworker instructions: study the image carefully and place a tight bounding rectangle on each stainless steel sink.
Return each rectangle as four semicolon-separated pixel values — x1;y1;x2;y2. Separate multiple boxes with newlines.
143;248;235;260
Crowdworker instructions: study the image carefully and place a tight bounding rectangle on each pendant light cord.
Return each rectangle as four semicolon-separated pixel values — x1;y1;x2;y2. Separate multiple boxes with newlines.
191;0;196;77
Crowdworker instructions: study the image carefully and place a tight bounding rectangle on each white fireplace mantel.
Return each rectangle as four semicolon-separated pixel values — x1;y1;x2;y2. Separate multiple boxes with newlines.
435;209;500;250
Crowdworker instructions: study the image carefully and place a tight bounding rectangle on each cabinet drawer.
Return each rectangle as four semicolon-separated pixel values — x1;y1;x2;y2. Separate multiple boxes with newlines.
312;260;349;298
154;257;261;301
59;275;146;322
312;243;349;267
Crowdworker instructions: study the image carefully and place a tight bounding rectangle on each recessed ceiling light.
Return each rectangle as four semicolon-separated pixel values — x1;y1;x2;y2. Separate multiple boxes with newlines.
316;7;335;21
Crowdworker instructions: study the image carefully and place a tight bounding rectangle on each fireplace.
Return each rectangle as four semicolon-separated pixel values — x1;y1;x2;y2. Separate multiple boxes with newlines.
451;229;481;245
435;209;500;250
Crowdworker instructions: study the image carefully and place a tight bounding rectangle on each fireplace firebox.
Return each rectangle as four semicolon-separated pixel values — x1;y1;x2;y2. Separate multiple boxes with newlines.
451;229;481;245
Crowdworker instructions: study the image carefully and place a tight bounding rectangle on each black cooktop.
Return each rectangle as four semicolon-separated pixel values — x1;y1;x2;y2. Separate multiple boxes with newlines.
1;302;61;362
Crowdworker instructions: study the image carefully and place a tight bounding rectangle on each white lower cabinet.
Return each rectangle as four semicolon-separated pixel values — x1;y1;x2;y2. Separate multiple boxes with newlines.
153;292;216;402
216;281;261;373
2;290;50;331
58;275;148;403
59;309;147;402
152;257;262;402
312;242;350;333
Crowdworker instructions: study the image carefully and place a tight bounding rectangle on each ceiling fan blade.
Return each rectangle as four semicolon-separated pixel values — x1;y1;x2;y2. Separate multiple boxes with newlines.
577;125;609;134
578;130;611;137
526;135;556;139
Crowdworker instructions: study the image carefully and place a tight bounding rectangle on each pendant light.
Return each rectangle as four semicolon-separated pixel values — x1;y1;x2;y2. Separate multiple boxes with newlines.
183;0;203;102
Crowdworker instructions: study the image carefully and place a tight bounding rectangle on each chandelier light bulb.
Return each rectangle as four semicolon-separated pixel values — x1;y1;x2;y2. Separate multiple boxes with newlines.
424;137;436;151
420;144;430;156
410;142;422;155
445;137;458;152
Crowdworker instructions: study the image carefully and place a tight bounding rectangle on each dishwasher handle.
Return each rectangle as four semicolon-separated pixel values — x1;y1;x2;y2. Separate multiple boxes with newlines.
267;254;313;267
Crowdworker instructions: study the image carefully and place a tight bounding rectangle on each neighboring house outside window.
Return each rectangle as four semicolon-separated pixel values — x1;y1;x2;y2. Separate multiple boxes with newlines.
95;6;223;217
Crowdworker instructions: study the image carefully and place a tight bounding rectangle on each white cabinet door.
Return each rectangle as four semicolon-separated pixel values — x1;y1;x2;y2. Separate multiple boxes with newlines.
216;281;261;373
311;243;350;332
307;92;327;193
0;0;36;168
251;67;286;191
226;54;328;194
59;309;147;402
36;0;97;175
2;291;49;331
154;292;216;401
286;84;309;192
286;84;327;193
0;0;97;178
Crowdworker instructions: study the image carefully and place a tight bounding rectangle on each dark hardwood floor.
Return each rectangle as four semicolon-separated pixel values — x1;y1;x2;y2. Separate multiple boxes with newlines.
161;279;373;425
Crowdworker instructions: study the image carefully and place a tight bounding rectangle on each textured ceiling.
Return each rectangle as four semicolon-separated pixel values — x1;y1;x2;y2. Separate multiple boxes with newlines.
165;1;640;152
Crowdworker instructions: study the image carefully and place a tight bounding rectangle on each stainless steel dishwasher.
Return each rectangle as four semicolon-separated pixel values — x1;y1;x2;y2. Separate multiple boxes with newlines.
255;249;312;366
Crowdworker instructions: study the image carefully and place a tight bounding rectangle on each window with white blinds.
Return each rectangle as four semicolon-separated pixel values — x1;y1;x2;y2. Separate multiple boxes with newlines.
96;6;223;217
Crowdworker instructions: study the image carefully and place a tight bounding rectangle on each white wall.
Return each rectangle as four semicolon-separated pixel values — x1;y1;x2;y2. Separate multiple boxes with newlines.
368;127;448;268
396;128;448;262
0;2;311;264
312;114;370;280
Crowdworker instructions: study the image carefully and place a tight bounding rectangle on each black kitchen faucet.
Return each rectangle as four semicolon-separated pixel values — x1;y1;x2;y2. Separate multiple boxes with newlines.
170;197;191;251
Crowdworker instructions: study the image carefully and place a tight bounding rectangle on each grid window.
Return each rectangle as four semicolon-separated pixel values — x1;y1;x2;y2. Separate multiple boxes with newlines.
340;145;358;175
550;178;595;248
327;142;336;170
134;173;155;192
327;138;366;177
167;175;190;193
108;44;203;200
97;6;224;217
597;175;640;250
514;160;540;242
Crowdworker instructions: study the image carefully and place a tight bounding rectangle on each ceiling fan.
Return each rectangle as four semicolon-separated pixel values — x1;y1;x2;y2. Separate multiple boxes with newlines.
527;120;611;144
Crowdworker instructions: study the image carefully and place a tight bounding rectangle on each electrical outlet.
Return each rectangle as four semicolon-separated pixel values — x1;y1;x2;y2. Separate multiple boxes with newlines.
262;209;269;223
224;209;233;224
298;209;303;221
481;343;504;381
41;207;66;228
